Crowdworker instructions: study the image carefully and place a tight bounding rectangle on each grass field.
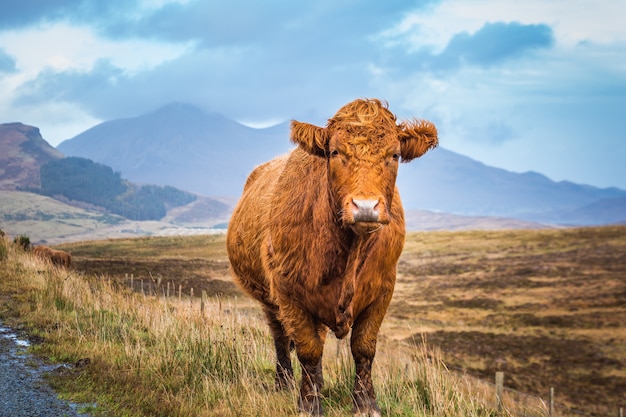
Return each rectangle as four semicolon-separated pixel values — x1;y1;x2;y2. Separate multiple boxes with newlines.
1;226;624;415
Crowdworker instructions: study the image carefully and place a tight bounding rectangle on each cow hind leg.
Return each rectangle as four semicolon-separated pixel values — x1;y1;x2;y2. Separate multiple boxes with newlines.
263;307;294;390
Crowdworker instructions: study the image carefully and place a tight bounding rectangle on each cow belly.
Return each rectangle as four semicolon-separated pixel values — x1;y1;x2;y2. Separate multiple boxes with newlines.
227;157;287;306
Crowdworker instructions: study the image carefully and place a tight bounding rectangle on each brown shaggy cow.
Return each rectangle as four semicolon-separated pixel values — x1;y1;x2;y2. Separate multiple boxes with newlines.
226;98;438;416
33;245;72;268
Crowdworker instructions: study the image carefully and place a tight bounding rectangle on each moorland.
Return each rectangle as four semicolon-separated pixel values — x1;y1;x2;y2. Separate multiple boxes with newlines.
52;226;626;416
1;226;624;416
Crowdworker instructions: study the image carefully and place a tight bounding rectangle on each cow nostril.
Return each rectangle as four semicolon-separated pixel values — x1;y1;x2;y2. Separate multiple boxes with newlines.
352;199;379;211
351;198;381;222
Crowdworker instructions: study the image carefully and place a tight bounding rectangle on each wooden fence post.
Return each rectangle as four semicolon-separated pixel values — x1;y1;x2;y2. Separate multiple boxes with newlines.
495;372;504;413
549;387;555;417
201;290;206;316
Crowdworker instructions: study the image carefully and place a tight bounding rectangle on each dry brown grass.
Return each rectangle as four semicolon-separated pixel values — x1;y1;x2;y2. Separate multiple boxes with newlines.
3;226;622;415
391;226;626;416
51;226;626;416
1;234;513;417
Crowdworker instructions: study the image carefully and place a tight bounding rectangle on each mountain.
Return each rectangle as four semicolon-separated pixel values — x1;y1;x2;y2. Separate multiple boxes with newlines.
396;147;626;221
0;123;64;190
58;103;292;196
58;103;626;226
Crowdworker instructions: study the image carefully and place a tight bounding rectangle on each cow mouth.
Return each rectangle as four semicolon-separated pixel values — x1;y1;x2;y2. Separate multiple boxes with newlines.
350;221;386;234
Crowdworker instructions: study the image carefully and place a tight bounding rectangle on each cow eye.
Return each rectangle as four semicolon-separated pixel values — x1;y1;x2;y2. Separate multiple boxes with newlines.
330;149;339;158
392;153;400;161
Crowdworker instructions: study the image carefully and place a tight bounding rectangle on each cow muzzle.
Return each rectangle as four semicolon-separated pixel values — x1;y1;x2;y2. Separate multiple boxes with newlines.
351;198;381;223
344;197;390;232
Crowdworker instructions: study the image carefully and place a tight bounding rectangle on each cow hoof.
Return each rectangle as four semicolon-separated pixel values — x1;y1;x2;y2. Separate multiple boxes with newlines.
299;398;323;416
354;411;381;417
353;398;381;417
275;377;295;391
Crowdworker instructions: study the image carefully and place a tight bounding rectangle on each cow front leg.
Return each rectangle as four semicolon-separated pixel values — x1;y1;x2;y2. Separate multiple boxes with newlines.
280;306;326;415
299;353;323;416
351;341;380;417
296;323;327;416
349;293;392;417
263;306;294;390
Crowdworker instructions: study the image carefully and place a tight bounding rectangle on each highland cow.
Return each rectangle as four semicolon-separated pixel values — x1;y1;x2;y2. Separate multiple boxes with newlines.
226;98;438;416
33;245;72;269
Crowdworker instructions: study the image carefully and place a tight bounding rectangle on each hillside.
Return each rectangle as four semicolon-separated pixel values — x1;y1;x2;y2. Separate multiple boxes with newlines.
0;122;232;237
0;191;231;244
0;190;123;243
58;103;626;226
0;123;63;190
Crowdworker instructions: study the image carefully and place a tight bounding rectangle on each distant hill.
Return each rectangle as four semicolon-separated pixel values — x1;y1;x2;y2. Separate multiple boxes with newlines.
0;190;124;243
58;103;626;226
0;190;231;244
58;102;292;196
0;123;64;190
527;196;626;226
404;209;549;231
397;147;626;221
0;121;230;226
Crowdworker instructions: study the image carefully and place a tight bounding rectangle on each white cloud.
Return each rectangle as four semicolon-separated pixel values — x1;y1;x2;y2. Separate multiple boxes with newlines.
0;22;192;77
384;0;626;51
0;21;193;144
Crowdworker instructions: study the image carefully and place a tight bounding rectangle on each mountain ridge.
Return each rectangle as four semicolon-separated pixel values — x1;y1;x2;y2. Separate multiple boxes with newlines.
57;103;626;226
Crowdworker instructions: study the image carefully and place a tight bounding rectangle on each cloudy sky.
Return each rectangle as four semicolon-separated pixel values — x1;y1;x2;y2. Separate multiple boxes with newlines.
1;0;625;189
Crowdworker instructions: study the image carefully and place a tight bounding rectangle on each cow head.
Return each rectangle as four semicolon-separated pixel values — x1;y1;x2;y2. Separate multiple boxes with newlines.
291;98;438;234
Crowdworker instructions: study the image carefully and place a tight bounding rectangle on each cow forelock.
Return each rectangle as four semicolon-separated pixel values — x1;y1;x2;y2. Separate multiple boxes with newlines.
327;98;397;131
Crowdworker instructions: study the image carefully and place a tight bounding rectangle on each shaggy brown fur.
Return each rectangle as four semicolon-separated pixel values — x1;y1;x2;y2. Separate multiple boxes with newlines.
33;245;72;268
227;98;438;416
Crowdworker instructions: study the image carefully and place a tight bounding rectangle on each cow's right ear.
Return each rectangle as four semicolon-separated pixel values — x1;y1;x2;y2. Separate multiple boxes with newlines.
290;120;328;156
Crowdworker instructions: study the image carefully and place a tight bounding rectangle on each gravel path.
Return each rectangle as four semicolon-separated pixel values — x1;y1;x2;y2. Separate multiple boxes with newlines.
0;323;88;417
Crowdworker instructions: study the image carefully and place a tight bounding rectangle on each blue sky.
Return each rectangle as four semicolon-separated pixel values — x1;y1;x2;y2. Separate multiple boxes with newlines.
1;0;625;189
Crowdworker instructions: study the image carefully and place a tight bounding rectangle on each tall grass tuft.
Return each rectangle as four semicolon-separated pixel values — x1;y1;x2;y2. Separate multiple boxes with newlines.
0;235;520;416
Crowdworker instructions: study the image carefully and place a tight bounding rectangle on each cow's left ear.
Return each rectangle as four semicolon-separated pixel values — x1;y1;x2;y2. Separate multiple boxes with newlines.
398;118;439;162
290;120;328;156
